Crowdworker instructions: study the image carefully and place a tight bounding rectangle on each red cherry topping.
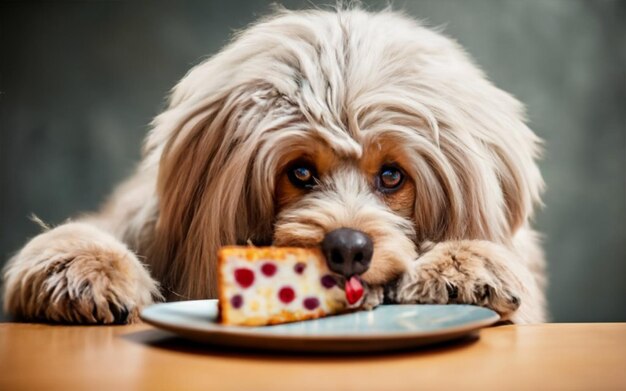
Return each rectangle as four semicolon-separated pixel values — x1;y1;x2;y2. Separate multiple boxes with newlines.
278;287;295;304
345;276;364;305
294;262;306;274
303;297;320;310
230;294;243;309
234;268;254;288
320;275;337;289
261;262;277;277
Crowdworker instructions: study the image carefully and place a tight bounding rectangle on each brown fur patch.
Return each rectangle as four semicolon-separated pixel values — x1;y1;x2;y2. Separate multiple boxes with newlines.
360;135;416;218
275;139;342;210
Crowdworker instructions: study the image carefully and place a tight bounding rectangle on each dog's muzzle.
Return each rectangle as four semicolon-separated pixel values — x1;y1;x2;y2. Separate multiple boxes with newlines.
321;228;373;277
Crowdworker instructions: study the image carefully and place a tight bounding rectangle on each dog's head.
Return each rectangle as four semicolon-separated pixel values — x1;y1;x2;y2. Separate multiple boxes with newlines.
147;8;543;298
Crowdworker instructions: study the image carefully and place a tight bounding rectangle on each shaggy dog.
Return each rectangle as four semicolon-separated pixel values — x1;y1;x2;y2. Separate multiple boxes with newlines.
2;7;547;324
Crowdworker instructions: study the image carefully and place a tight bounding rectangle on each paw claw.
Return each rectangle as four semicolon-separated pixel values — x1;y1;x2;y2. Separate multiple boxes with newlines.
476;284;491;301
508;294;521;310
91;302;100;322
108;302;131;324
446;283;459;300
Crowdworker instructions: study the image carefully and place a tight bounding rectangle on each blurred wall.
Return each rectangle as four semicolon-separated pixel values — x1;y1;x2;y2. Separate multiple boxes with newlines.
1;0;624;322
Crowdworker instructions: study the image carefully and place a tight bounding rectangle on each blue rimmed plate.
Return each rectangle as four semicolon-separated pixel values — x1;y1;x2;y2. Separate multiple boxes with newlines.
140;299;499;352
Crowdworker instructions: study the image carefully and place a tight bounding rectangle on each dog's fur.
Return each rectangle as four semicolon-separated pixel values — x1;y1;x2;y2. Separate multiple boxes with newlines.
2;8;547;324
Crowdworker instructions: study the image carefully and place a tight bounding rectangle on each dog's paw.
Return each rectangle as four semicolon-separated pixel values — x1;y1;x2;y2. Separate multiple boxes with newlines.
360;284;384;310
389;241;522;319
3;222;161;324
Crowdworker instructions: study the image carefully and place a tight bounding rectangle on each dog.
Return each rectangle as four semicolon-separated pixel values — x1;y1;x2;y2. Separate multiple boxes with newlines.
2;7;547;324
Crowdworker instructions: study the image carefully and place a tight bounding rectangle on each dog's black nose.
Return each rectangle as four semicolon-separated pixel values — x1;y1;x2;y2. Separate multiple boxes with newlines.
321;228;373;277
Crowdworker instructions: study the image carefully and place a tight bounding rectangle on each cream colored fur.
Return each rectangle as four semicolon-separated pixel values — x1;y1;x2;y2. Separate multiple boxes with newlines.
2;7;546;324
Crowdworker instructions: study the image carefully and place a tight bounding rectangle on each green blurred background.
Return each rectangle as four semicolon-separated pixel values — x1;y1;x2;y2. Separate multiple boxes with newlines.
1;1;624;322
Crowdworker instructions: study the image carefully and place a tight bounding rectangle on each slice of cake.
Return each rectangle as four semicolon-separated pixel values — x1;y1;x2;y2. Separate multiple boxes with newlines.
218;246;365;326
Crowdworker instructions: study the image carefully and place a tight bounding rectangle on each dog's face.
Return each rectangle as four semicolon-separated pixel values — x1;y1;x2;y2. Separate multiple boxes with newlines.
274;130;416;284
271;130;418;285
148;9;543;298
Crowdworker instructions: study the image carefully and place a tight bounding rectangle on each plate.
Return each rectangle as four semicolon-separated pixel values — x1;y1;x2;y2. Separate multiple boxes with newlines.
140;300;499;352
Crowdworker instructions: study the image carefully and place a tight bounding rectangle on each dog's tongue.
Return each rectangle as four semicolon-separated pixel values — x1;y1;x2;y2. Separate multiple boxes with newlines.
345;276;364;305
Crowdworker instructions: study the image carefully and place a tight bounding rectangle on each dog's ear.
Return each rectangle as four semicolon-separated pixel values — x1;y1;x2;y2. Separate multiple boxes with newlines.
146;78;282;299
404;83;543;244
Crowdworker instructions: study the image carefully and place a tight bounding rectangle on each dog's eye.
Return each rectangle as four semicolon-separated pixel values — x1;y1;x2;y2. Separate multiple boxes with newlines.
287;164;317;189
377;165;404;192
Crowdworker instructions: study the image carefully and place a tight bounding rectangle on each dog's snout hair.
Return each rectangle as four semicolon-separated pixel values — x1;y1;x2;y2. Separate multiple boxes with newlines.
273;167;417;284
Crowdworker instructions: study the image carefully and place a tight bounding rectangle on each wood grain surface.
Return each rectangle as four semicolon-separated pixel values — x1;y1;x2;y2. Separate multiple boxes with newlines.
1;322;624;391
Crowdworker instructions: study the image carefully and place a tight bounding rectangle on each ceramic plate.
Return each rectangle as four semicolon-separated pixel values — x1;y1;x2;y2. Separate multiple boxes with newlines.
140;300;499;352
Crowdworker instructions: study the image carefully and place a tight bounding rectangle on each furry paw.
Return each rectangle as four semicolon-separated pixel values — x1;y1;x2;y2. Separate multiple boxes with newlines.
389;241;523;319
3;222;161;324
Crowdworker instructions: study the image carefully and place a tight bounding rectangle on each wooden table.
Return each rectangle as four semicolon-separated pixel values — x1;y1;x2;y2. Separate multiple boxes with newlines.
0;322;624;391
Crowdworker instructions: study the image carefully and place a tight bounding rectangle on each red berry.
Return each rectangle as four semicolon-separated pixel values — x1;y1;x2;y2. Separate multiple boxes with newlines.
230;294;243;309
303;297;320;310
294;262;306;274
261;262;277;277
278;287;295;304
234;268;254;288
320;275;337;288
345;276;364;304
